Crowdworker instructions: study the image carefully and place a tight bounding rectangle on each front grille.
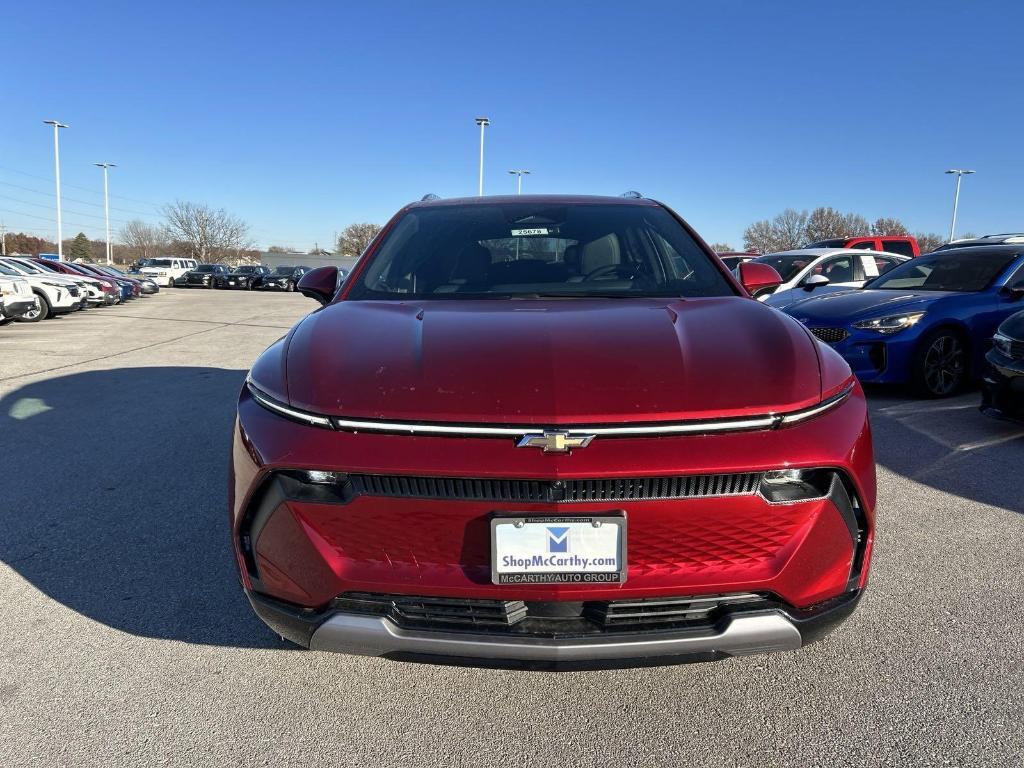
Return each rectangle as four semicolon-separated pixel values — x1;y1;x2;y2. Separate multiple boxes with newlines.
333;591;773;635
334;592;526;628
586;593;765;629
68;286;80;297
346;472;762;503
809;327;849;343
1009;339;1024;361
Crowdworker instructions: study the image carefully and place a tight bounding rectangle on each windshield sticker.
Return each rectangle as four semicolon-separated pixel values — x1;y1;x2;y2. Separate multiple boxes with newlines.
511;228;551;237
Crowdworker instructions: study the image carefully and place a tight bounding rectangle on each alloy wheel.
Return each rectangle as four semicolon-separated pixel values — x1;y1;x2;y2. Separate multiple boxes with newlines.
923;334;965;396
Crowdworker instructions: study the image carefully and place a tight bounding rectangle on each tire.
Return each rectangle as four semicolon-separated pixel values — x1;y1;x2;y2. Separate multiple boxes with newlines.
19;293;50;322
286;280;295;292
910;328;969;398
167;277;174;287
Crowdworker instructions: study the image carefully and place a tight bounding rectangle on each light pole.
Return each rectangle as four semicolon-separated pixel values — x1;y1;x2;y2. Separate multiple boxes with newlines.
43;120;69;259
94;163;117;264
945;169;975;242
475;117;490;196
508;169;531;194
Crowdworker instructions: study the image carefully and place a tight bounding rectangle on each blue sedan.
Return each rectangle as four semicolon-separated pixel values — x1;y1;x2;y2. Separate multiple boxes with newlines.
779;245;1024;397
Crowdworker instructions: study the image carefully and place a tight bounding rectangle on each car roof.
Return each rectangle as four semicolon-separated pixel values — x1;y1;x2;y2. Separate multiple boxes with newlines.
762;248;907;258
406;194;661;209
925;244;1024;256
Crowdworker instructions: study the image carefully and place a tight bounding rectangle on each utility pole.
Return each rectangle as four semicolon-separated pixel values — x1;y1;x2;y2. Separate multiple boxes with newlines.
0;221;6;256
944;169;975;242
43;120;69;259
475;117;490;196
94;162;116;264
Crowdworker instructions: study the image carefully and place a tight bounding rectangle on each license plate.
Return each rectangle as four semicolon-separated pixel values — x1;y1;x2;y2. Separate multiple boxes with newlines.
490;514;626;585
229;281;235;285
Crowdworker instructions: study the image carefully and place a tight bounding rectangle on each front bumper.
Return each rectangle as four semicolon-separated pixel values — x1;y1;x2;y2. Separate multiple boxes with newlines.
232;383;876;664
2;296;39;319
806;326;918;385
980;349;1024;422
247;587;861;669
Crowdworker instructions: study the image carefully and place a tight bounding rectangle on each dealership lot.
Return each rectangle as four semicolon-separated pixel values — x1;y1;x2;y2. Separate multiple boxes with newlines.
1;290;1023;767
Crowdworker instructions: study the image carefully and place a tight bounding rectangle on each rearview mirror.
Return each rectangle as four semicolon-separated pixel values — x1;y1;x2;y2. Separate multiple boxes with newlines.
802;274;830;291
738;261;782;298
297;266;340;306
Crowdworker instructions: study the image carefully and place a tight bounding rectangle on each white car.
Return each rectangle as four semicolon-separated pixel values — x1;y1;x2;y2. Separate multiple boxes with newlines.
0;273;39;324
8;257;106;307
0;257;83;321
140;257;197;287
744;248;909;303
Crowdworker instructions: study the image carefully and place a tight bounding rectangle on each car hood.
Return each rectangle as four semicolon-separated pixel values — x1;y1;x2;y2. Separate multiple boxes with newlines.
283;298;824;424
783;289;955;324
765;285;859;310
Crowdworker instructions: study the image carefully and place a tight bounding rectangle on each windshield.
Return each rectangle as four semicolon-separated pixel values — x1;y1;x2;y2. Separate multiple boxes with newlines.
234;266;256;274
148;259;175;267
869;249;1019;292
195;265;217;273
751;254;814;282
274;266;294;275
347;202;733;300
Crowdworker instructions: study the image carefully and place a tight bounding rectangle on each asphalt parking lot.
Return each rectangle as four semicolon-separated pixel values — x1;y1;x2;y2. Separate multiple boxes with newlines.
2;289;1023;767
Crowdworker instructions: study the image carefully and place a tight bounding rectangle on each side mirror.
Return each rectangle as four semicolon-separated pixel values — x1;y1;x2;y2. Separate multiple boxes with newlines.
801;274;830;291
297;266;340;306
738;261;782;298
1000;285;1024;300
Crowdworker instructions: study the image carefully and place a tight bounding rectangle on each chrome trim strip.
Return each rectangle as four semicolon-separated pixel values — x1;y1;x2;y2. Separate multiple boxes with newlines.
308;612;802;661
246;381;333;428
248;379;855;438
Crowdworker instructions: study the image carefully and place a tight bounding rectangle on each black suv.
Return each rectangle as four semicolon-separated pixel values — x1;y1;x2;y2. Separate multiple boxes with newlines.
180;264;230;288
258;265;311;292
215;265;272;290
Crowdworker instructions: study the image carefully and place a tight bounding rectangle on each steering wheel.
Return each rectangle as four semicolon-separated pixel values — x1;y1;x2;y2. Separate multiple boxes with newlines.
583;263;639;282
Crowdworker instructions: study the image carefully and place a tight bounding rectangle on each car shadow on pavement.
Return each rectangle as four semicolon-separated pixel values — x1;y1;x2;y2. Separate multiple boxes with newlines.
865;384;1024;515
0;366;290;649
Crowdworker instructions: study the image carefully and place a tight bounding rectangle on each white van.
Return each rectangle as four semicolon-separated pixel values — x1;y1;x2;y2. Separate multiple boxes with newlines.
140;257;198;287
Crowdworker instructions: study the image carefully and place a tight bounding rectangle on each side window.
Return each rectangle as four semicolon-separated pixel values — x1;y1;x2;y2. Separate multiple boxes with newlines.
849;240;877;250
881;239;914;257
1009;265;1024;288
820;256;856;282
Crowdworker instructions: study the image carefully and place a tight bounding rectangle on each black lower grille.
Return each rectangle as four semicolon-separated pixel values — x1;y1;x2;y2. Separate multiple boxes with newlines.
585;593;766;629
345;472;762;503
809;327;849;343
334;592;772;636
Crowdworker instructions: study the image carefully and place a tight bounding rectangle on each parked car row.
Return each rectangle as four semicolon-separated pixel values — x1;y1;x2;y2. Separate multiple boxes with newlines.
135;258;336;292
740;235;1024;417
0;256;159;325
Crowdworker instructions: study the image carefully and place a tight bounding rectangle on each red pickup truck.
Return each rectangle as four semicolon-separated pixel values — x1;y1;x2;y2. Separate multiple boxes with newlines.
805;235;920;257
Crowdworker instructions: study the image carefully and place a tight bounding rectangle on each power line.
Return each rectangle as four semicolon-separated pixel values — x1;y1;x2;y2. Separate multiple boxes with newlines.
0;163;164;207
0;178;161;219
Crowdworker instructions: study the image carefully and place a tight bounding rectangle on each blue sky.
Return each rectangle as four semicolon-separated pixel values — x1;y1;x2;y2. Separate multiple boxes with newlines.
1;1;1021;250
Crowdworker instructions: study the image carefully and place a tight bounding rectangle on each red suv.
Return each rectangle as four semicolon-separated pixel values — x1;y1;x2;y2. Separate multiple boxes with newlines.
232;195;875;668
806;235;920;257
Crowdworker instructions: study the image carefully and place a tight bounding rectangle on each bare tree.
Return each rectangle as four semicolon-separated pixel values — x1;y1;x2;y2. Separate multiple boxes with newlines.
743;209;808;253
914;232;945;253
870;217;908;236
119;219;167;259
842;212;870;237
804;207;849;242
160;201;251;263
337;223;382;257
708;242;735;253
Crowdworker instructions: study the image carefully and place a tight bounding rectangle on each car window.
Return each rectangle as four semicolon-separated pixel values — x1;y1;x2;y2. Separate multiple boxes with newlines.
753;254;811;282
871;250;1020;292
849;240;877;250
813;256;856;282
881;239;915;257
350;202;734;300
874;257;901;275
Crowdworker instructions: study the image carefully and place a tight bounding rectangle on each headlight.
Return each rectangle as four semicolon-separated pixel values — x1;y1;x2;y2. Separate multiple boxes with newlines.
852;311;925;335
993;332;1014;357
759;468;835;503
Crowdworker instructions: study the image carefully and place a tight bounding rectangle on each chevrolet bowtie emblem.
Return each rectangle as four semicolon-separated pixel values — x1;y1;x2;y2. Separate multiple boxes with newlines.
516;431;595;453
